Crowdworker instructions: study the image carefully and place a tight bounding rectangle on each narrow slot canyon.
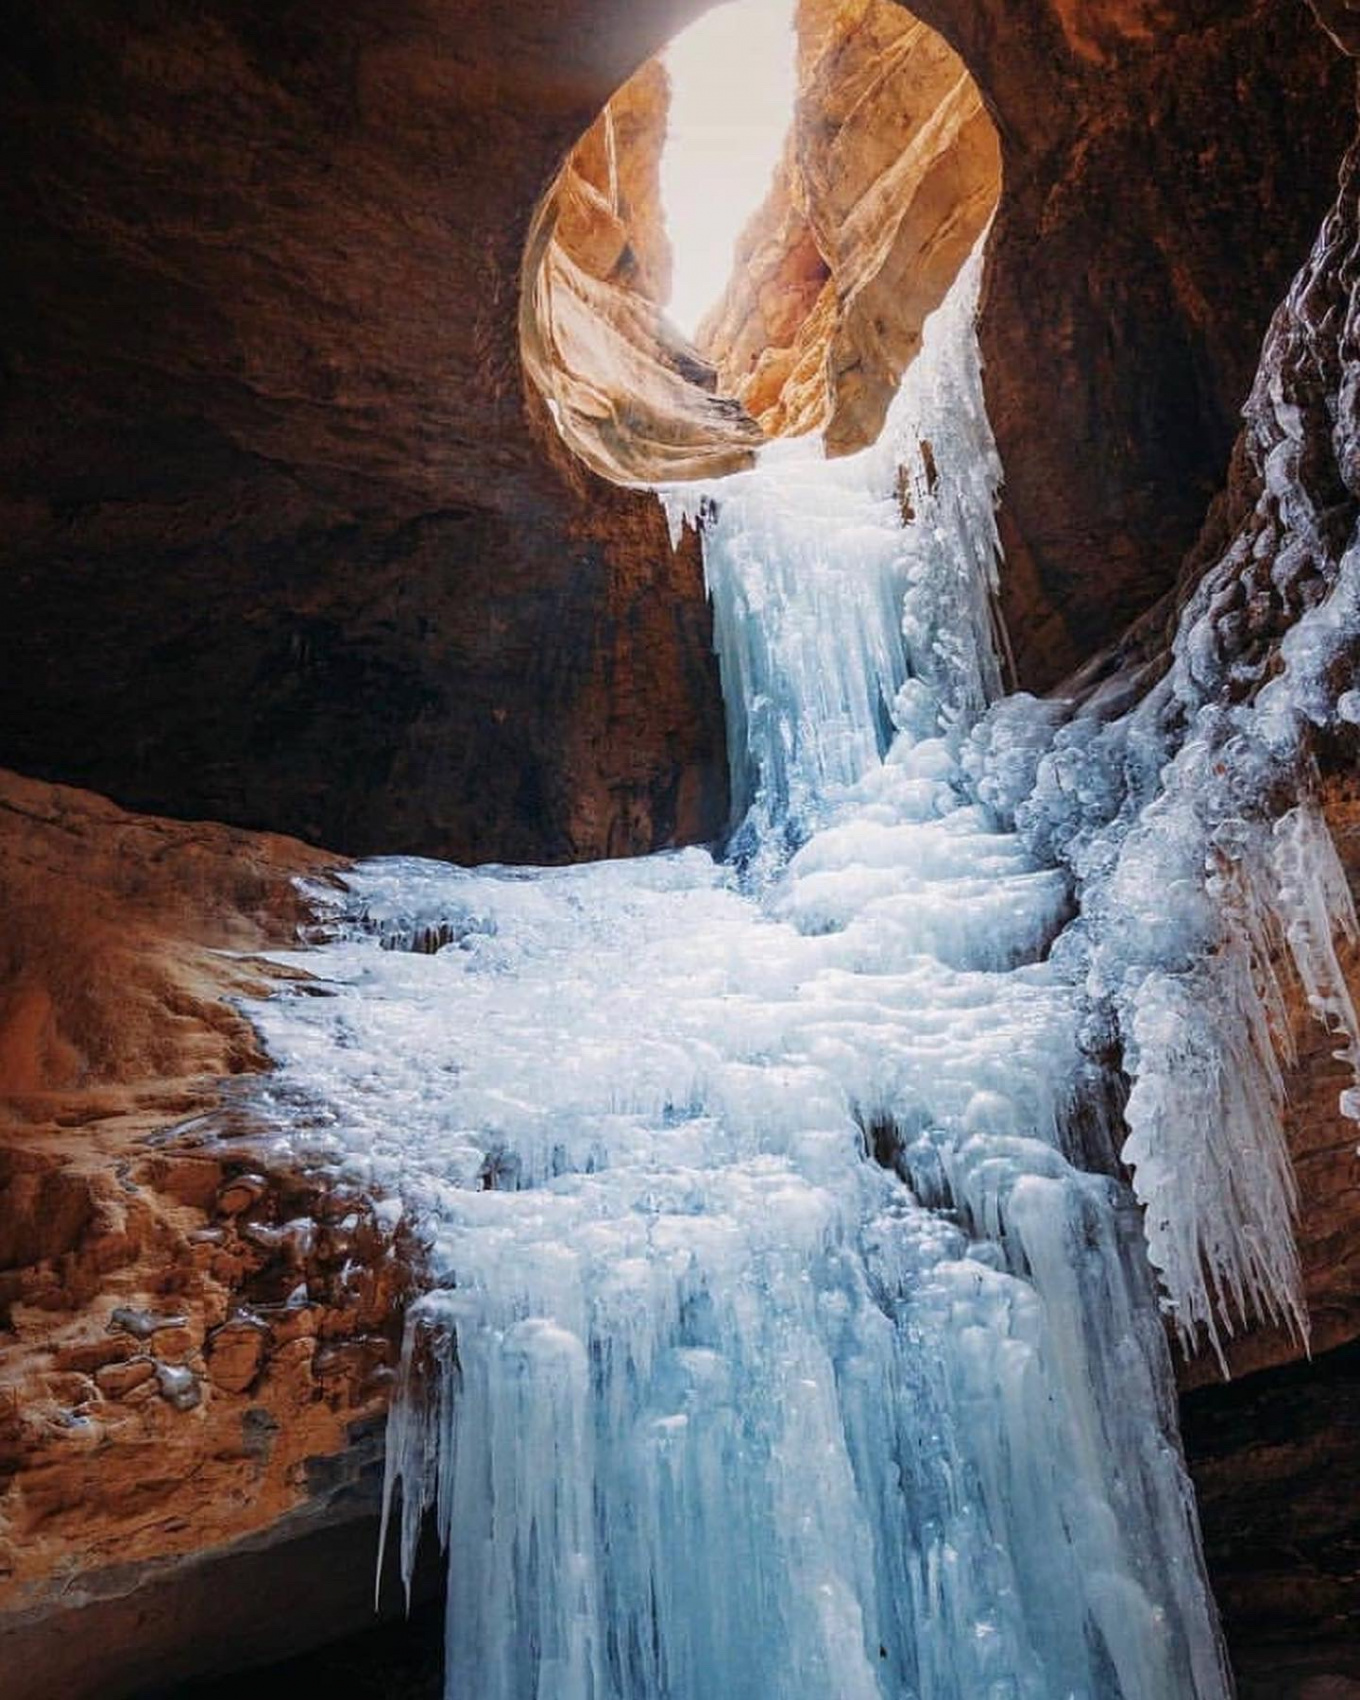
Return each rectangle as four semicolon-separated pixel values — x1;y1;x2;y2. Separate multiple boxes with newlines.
4;3;1360;1698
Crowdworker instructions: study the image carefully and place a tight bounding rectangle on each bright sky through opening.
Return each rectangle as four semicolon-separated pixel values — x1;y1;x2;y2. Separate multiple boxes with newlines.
660;0;798;339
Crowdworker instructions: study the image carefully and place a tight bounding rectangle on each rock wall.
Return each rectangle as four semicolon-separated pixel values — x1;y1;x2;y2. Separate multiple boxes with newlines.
0;0;730;866
698;0;1001;453
0;0;1349;858
1130;75;1360;1689
1178;773;1360;1696
0;770;435;1697
909;0;1353;688
522;59;766;486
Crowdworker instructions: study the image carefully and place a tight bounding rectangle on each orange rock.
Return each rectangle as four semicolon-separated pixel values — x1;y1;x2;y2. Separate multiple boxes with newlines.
0;772;414;1624
206;1319;270;1396
94;1359;156;1400
215;1174;268;1217
699;0;1001;455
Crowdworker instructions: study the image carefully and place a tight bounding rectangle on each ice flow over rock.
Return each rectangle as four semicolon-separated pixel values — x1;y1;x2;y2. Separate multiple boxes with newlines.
249;246;1234;1698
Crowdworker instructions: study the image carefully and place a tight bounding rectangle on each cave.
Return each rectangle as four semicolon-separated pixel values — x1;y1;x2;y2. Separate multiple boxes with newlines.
4;1;1360;1697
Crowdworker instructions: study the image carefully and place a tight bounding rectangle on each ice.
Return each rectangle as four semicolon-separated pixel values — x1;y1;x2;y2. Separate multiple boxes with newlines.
247;241;1234;1698
961;679;1360;1363
659;241;1007;873
953;183;1360;1362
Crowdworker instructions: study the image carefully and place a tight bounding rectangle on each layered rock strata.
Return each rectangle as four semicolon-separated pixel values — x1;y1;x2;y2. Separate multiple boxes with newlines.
522;59;766;486
697;0;1001;453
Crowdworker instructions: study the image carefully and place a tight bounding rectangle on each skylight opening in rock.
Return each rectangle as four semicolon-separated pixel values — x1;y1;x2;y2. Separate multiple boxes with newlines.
660;0;798;339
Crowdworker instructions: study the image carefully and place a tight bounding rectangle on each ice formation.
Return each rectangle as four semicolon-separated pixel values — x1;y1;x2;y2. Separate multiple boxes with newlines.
957;170;1360;1364
245;242;1241;1698
659;256;1006;871
964;690;1360;1367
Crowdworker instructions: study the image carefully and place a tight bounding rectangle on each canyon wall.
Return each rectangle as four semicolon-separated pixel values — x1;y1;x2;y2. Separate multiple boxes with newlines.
0;0;730;867
1145;85;1360;1686
698;0;1001;454
521;58;766;487
0;0;1349;858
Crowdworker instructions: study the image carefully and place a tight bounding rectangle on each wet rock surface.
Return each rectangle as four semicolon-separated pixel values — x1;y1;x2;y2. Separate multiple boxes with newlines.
0;1108;414;1599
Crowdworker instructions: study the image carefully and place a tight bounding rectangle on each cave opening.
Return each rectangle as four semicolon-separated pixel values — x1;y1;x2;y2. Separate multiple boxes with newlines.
520;0;1001;487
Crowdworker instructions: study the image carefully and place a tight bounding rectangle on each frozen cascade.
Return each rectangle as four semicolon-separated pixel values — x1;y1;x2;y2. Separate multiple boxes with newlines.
660;253;1007;872
247;244;1233;1699
958;160;1360;1366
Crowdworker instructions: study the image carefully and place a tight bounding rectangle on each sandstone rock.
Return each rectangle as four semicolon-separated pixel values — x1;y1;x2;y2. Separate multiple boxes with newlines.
0;2;1356;1693
699;0;1001;454
0;772;414;1641
522;58;766;486
1182;1337;1360;1698
215;1174;268;1218
206;1318;270;1396
94;1358;156;1400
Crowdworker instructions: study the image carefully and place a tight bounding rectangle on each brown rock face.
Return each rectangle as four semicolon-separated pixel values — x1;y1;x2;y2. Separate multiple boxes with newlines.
0;0;1349;858
0;771;337;1102
1121;99;1360;1393
1182;1339;1360;1699
1103;93;1360;1693
911;0;1353;689
0;770;437;1695
0;0;730;866
698;0;1001;454
520;0;1000;482
522;60;766;486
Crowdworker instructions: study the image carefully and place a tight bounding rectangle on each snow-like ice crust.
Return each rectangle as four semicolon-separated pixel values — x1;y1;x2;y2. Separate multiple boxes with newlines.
242;243;1267;1698
958;214;1360;1365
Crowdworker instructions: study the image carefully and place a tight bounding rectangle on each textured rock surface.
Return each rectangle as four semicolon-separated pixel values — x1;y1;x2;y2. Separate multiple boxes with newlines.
1;1492;446;1700
1182;1339;1360;1700
1071;95;1360;1393
698;0;1001;453
0;771;430;1695
0;0;1349;856
0;0;729;866
912;0;1354;689
1135;92;1360;1693
522;59;765;486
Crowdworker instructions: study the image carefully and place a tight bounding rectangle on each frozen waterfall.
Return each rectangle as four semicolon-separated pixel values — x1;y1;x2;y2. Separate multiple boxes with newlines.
247;246;1238;1699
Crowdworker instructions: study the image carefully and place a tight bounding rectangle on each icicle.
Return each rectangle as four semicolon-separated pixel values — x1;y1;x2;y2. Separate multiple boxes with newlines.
664;237;1005;861
655;484;708;552
1274;802;1360;1083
